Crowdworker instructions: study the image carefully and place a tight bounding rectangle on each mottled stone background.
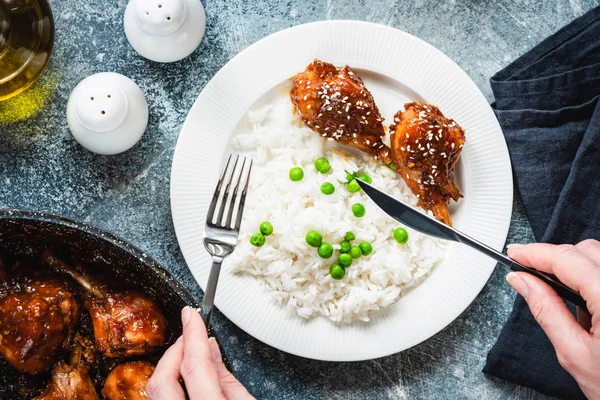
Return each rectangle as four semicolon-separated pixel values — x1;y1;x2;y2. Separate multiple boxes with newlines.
1;0;598;398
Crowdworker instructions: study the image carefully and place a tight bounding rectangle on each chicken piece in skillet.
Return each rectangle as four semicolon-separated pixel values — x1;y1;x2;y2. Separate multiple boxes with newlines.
34;331;100;400
43;252;167;358
389;102;465;226
84;289;166;358
33;361;99;400
68;333;98;371
102;361;155;400
290;59;392;164
0;275;79;374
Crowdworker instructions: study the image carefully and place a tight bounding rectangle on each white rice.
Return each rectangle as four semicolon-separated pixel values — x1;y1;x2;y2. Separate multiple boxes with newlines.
226;104;445;323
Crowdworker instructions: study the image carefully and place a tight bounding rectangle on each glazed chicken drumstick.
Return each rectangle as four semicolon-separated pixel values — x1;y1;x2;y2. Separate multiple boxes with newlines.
0;273;79;374
389;102;465;225
102;361;155;400
291;59;392;164
33;360;99;400
35;334;99;400
43;252;167;358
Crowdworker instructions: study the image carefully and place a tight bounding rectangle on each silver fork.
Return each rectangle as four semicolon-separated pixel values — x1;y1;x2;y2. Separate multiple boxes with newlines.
200;154;253;327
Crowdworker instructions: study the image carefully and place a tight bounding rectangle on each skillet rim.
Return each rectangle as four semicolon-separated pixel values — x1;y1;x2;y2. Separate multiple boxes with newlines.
0;208;199;308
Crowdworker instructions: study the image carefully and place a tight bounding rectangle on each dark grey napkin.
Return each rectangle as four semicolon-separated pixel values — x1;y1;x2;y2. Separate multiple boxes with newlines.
483;6;600;399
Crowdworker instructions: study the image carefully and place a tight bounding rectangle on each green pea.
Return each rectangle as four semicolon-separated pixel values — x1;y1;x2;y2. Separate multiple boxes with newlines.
387;162;396;171
329;264;345;280
345;170;357;183
259;221;273;236
357;173;372;184
347;179;361;193
339;240;351;253
394;227;409;244
350;245;362;259
338;253;352;268
250;233;265;247
314;158;331;174
352;203;366;217
344;231;355;241
318;242;334;259
305;231;323;247
359;241;373;256
289;167;304;181
320;182;335;195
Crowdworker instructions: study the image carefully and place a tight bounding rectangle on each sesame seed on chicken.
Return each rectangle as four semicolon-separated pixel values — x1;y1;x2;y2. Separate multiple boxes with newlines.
290;59;392;164
389;102;465;226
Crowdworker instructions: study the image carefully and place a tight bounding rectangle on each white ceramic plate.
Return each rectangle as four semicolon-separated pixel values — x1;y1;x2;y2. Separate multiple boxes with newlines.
171;21;512;361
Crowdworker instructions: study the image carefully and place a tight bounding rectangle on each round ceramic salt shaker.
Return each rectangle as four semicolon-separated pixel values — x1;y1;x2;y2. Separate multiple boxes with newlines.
123;0;206;63
66;72;148;155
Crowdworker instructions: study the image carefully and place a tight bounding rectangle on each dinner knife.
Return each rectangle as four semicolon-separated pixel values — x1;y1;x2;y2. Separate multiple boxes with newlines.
356;179;588;312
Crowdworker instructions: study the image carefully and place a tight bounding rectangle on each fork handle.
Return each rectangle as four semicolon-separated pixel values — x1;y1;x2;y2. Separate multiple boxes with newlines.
200;304;214;328
201;256;224;328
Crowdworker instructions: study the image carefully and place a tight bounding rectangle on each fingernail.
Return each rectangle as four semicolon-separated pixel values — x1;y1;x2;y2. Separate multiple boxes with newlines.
208;337;222;364
181;306;191;326
507;243;524;257
506;272;529;297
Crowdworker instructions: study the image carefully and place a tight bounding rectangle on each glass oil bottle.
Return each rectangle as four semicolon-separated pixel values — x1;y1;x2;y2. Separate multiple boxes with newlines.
0;0;54;102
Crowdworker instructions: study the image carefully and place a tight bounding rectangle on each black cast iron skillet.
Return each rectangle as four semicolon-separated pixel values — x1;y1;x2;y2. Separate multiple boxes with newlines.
0;209;228;398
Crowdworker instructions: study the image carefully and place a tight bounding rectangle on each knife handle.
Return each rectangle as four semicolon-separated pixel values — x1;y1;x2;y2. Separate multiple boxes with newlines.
456;234;589;313
507;260;588;313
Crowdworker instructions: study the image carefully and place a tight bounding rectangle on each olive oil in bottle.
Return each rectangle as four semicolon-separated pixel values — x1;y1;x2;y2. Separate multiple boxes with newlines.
0;0;54;101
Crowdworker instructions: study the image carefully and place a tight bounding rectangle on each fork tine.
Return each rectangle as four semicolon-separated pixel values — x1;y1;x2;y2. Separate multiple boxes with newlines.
206;154;232;224
234;158;253;231
224;157;248;228
215;155;239;226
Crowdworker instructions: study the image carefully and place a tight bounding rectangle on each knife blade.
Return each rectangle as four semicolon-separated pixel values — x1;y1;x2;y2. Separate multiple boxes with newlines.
356;178;588;312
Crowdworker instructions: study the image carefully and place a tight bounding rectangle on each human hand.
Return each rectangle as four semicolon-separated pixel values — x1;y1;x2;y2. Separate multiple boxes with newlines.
146;306;254;400
507;240;600;399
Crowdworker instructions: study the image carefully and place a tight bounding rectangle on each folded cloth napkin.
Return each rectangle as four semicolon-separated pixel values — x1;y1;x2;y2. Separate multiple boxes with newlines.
483;6;600;399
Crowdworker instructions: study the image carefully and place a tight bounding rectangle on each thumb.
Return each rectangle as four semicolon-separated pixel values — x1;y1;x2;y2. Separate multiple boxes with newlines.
208;338;254;400
506;272;589;368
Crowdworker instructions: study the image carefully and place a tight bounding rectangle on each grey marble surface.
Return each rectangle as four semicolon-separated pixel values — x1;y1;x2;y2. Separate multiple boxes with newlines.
1;0;598;398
